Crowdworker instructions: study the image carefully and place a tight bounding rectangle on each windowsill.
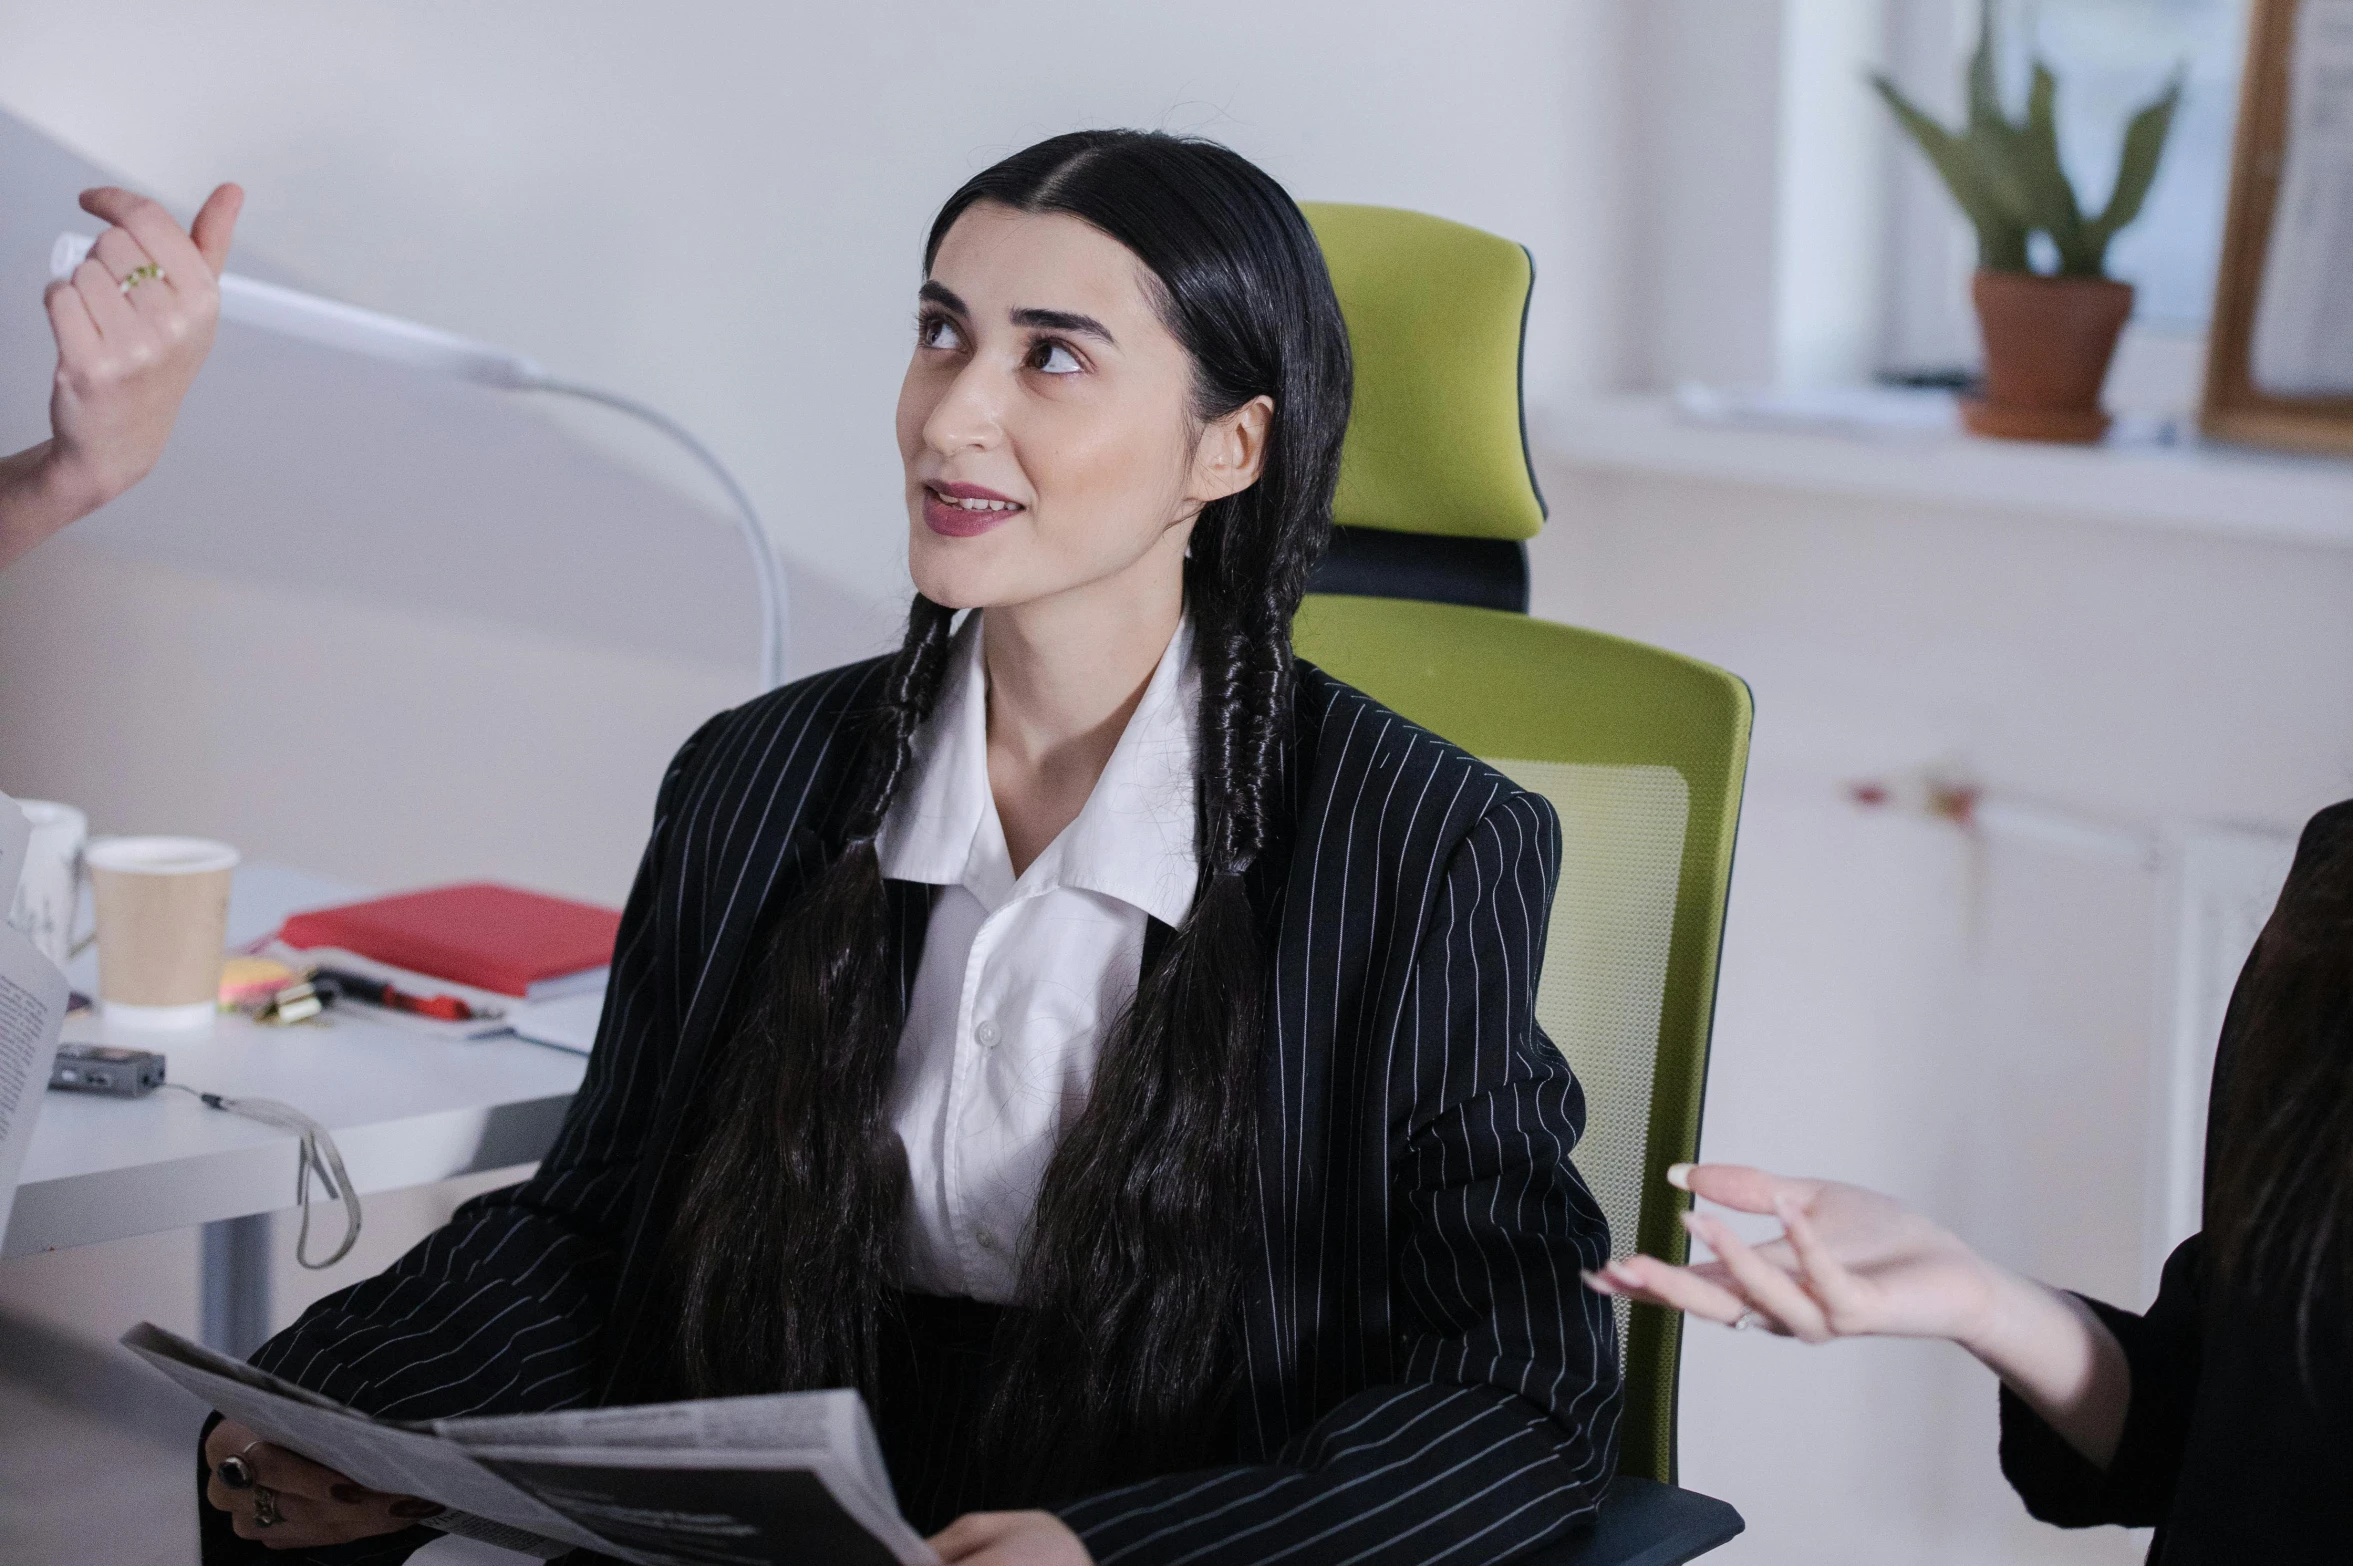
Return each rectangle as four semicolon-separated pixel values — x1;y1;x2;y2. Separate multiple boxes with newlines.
1533;395;2353;551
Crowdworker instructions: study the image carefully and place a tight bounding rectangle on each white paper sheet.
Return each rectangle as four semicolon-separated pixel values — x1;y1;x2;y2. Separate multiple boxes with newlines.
0;792;67;1252
505;986;606;1055
2250;0;2353;395
0;792;28;908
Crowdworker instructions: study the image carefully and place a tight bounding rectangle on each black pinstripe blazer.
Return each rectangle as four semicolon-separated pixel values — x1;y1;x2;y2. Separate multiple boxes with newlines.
225;657;1621;1565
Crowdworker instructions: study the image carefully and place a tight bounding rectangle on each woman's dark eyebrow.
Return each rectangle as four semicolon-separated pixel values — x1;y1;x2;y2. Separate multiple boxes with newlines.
921;282;1114;345
1011;306;1116;344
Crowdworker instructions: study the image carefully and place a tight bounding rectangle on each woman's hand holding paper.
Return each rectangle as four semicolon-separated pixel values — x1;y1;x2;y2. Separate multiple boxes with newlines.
203;1417;438;1550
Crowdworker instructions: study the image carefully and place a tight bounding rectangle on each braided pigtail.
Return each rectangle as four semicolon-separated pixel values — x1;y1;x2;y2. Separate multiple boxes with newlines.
957;130;1346;1496
984;571;1292;1494
664;595;955;1399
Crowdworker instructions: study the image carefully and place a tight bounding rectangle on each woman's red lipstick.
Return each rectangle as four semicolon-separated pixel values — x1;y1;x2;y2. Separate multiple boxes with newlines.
923;481;1025;538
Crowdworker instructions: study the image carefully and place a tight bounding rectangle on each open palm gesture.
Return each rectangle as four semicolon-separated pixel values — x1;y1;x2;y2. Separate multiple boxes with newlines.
1586;1163;2000;1345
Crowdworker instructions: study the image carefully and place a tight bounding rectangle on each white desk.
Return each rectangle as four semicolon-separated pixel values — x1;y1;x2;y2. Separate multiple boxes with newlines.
7;862;587;1350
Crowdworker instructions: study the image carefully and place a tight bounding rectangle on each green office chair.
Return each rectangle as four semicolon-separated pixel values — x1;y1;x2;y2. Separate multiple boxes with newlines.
1295;203;1752;1564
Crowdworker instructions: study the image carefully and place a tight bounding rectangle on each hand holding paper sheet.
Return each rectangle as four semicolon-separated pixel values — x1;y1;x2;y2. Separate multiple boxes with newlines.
126;1323;936;1566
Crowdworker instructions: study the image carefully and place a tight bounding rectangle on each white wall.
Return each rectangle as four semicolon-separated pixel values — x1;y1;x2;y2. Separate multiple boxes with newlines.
0;0;1639;624
1533;451;2353;1566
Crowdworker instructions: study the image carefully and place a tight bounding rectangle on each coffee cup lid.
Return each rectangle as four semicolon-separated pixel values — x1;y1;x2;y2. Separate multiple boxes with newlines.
84;836;240;876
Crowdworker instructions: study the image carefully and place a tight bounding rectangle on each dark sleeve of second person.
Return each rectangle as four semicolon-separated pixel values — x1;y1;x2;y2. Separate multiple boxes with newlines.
200;714;725;1566
1058;792;1622;1566
1997;1231;2206;1528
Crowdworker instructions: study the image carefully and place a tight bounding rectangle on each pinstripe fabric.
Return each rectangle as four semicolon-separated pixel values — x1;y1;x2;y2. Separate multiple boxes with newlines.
218;657;1619;1565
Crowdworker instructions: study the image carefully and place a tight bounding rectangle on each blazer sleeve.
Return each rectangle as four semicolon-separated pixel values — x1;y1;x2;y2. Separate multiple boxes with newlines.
1997;1232;2204;1527
199;714;725;1565
1059;792;1621;1566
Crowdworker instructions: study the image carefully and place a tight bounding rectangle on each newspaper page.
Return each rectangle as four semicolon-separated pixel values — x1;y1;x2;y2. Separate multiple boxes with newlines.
123;1325;603;1557
0;791;67;1252
2250;0;2353;395
443;1394;933;1566
124;1323;936;1566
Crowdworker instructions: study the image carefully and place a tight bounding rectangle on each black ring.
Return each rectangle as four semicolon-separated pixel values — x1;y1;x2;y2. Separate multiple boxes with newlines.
215;1454;256;1490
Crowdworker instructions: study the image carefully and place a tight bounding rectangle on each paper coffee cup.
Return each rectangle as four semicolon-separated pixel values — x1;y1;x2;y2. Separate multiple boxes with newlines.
87;836;239;1030
7;799;87;970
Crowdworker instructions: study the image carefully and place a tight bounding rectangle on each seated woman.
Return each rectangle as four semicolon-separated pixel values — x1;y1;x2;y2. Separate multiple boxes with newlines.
200;130;1620;1565
1590;799;2353;1561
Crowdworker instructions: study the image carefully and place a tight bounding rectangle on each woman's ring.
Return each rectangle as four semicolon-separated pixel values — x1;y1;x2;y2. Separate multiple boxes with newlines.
215;1440;266;1490
1732;1309;1766;1332
251;1485;282;1528
119;262;165;294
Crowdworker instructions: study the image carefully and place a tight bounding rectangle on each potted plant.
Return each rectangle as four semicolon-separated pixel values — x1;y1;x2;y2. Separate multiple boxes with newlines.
1874;2;2182;442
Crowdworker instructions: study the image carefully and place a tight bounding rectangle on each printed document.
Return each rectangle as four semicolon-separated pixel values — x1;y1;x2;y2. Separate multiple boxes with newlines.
0;791;68;1251
126;1324;936;1566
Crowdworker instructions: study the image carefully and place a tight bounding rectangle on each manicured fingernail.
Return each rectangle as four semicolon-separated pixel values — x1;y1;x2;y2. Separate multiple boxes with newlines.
331;1483;370;1503
389;1499;446;1519
1580;1269;1617;1295
1665;1163;1694;1191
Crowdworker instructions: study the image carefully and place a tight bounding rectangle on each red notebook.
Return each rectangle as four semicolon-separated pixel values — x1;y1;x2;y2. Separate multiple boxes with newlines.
279;883;622;998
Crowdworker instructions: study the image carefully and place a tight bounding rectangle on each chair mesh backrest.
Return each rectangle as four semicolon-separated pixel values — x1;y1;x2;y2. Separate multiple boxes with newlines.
1491;760;1691;1365
1296;201;1750;1488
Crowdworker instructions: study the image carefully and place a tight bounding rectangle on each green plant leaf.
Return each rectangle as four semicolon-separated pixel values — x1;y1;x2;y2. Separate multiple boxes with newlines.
2083;71;2184;272
1965;0;2005;138
1951;0;2046;252
1873;74;2031;269
2023;61;2096;273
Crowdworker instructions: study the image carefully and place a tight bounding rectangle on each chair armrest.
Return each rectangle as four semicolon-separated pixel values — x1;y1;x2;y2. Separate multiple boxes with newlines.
1518;1476;1744;1566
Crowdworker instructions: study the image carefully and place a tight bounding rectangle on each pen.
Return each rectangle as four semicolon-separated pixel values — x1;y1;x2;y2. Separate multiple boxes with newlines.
311;967;494;1023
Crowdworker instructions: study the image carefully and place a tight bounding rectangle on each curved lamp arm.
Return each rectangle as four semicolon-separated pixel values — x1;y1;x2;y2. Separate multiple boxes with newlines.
521;379;786;691
53;232;788;690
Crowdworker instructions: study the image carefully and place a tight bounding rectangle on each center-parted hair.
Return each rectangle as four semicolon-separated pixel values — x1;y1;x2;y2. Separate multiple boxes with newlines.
657;130;1352;1497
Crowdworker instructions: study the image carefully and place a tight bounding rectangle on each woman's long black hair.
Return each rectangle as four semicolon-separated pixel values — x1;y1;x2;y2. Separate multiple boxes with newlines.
2206;809;2353;1371
655;130;1352;1496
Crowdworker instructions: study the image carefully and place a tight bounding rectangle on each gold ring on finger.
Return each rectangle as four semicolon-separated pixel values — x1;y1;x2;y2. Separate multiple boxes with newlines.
119;262;165;294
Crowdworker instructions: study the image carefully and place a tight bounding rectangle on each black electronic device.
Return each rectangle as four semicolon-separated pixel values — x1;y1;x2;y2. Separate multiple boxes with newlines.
50;1043;166;1097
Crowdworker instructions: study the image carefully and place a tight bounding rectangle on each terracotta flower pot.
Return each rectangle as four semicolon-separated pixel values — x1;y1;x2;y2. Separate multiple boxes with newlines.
1962;270;2135;444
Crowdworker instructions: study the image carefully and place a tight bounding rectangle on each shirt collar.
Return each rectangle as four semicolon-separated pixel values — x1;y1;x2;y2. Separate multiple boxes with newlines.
876;612;1200;928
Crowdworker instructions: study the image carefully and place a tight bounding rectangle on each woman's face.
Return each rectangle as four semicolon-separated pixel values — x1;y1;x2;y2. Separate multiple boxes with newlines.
897;202;1268;613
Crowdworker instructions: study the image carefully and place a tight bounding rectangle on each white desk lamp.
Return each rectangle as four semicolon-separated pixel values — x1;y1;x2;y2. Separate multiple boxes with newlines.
52;232;789;690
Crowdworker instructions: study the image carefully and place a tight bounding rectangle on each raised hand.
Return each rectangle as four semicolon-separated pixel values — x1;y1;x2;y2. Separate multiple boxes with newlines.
1584;1163;2002;1344
49;184;242;502
1;182;242;570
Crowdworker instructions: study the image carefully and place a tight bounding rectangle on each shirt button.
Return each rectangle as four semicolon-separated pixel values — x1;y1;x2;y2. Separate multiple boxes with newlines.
974;1019;1002;1048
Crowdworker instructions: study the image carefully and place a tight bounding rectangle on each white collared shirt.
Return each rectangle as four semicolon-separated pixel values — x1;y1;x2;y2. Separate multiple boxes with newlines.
877;612;1199;1303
